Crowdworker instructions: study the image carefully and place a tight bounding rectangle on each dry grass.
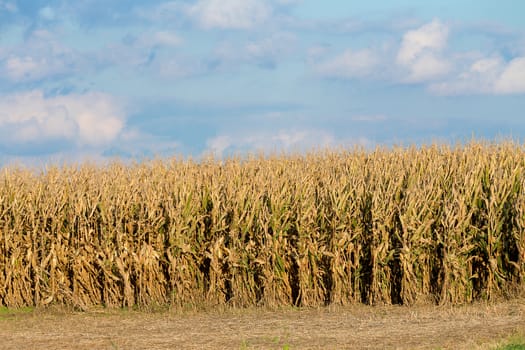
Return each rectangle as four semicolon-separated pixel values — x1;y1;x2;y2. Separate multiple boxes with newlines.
0;299;524;349
1;141;525;309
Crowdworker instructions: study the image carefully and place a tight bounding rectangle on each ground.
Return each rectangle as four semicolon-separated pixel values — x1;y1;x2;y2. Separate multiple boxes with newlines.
1;300;524;349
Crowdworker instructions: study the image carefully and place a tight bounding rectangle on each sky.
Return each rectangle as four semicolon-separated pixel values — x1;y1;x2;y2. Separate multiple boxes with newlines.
1;0;524;165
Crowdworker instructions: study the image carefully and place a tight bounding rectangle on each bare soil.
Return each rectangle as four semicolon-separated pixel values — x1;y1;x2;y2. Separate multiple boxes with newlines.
1;300;524;350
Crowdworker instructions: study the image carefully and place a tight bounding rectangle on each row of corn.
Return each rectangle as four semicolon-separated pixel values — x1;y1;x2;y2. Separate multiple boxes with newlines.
1;142;524;308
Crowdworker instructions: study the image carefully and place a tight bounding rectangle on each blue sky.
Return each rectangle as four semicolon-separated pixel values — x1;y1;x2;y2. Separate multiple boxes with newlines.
0;0;524;164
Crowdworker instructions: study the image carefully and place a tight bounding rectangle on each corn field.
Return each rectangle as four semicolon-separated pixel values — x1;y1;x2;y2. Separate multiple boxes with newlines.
1;142;525;309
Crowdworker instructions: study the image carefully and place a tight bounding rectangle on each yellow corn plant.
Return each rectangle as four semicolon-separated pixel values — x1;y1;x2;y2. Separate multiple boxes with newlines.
1;141;524;309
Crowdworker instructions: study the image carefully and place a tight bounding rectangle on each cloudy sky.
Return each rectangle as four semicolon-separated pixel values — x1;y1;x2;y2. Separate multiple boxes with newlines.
1;0;524;164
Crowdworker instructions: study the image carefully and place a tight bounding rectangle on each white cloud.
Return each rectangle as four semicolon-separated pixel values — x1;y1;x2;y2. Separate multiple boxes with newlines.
315;49;380;79
0;91;126;148
406;53;451;82
204;128;372;157
206;135;232;156
311;21;450;83
429;56;503;95
471;56;503;74
429;55;525;95
494;57;525;94
397;19;449;65
397;20;451;82
188;0;271;29
0;30;82;82
308;18;521;94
